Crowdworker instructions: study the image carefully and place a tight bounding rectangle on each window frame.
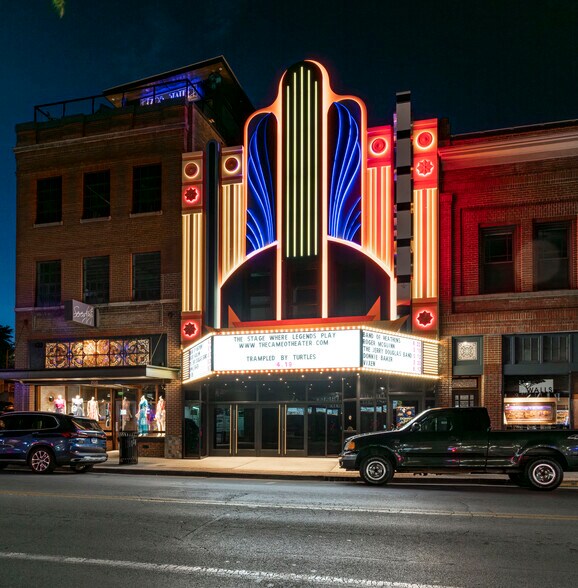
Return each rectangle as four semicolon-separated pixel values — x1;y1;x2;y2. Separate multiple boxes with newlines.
534;221;570;291
83;170;111;220
36;176;62;225
83;256;110;304
479;226;516;294
132;252;161;302
36;260;62;307
132;164;162;214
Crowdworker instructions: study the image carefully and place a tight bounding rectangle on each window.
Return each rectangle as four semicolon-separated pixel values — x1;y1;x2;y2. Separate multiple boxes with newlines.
418;413;453;433
132;252;161;301
480;227;515;293
543;335;569;363
133;164;162;213
83;256;109;304
453;393;478;408
36;176;62;224
515;335;540;363
83;171;110;219
246;270;273;321
534;222;570;290
36;260;61;307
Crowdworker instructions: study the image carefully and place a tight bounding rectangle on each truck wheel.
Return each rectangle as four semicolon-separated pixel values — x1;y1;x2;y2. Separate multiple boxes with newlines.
360;456;394;486
29;447;56;474
524;458;563;491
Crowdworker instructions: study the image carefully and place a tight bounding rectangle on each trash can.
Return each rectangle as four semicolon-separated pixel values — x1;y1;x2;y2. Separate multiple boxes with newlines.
118;431;138;465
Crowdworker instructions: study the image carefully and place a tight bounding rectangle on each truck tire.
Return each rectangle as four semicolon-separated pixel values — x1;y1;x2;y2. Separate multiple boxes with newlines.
29;447;56;474
360;456;395;486
524;458;563;491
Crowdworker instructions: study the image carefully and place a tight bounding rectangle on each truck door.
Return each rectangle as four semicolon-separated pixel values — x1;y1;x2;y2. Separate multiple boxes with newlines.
398;411;460;468
454;410;490;468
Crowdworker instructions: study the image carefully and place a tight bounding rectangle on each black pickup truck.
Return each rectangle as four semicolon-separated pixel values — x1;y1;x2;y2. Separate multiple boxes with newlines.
339;407;578;491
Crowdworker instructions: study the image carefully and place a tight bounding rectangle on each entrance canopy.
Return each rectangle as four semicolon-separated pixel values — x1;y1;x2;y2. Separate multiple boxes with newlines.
183;326;439;383
0;365;179;386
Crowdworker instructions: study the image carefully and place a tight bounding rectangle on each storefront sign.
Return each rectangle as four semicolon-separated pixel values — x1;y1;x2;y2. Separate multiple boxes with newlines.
64;300;95;327
362;331;423;375
185;337;213;381
213;329;361;372
518;379;554;396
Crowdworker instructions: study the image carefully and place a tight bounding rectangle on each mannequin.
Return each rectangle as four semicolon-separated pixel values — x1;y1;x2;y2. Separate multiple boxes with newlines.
137;395;149;435
121;397;132;431
155;396;166;432
87;397;99;421
54;394;65;414
72;394;84;417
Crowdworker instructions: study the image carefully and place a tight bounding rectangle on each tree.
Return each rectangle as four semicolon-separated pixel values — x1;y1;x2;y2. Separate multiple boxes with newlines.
0;325;14;369
52;0;65;18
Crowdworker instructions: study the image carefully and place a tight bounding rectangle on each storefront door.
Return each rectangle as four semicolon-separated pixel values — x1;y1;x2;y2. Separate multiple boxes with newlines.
307;405;342;456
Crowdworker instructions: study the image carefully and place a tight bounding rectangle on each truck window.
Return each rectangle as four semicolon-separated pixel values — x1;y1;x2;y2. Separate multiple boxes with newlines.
419;414;453;433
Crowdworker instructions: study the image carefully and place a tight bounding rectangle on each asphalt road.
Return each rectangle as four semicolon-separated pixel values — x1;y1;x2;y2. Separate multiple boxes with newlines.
0;470;577;588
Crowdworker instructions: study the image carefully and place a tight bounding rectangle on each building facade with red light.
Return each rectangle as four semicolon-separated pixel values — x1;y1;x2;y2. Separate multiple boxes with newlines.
3;57;576;459
438;121;578;431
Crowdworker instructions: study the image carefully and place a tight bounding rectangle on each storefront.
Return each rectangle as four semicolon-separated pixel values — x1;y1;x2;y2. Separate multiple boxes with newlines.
182;326;439;457
502;334;578;430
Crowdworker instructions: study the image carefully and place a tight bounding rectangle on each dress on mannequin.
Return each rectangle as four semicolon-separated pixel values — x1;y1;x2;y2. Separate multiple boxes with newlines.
72;395;84;417
155;396;166;432
87;397;99;421
54;395;65;414
137;396;149;435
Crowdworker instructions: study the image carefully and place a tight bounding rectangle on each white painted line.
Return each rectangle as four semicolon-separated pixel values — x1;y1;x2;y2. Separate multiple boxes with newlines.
0;551;459;588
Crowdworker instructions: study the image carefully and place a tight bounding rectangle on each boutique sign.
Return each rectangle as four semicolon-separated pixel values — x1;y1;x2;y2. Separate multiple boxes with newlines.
182;327;432;382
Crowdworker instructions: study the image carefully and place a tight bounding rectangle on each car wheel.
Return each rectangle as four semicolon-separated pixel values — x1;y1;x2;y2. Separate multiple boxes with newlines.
29;447;56;474
524;458;563;491
71;465;94;473
507;472;529;487
360;455;395;486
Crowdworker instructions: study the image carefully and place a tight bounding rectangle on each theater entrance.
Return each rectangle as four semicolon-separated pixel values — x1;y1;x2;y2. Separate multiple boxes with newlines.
210;403;342;457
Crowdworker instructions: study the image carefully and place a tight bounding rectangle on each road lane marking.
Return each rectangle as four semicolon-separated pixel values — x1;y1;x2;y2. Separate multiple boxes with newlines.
0;490;576;522
0;551;459;588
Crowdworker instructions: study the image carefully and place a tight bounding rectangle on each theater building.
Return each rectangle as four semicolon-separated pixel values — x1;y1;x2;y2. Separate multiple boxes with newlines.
437;121;578;431
4;56;575;459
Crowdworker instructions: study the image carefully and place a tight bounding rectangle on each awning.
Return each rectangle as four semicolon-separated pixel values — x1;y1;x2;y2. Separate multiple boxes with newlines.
0;365;179;385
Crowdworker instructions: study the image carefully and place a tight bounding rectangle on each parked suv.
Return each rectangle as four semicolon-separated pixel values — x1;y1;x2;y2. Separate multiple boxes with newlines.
0;412;108;474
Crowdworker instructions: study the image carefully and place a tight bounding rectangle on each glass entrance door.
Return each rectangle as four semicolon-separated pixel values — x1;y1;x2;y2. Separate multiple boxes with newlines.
307;405;342;456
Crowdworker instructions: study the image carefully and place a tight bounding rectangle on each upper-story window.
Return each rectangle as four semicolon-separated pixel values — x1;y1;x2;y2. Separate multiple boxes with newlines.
83;256;110;304
133;164;162;214
534;222;570;291
83;171;110;219
480;227;515;294
132;252;161;301
36;260;61;307
36;177;62;224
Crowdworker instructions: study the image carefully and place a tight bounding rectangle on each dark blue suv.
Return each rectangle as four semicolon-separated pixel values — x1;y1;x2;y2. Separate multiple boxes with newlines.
0;412;108;474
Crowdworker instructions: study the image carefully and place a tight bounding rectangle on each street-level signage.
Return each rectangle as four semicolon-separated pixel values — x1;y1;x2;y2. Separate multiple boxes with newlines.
518;379;554;396
64;299;95;327
212;329;361;372
362;330;423;375
185;337;213;381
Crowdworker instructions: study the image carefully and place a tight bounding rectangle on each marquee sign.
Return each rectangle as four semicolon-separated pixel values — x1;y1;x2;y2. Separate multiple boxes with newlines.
182;327;435;383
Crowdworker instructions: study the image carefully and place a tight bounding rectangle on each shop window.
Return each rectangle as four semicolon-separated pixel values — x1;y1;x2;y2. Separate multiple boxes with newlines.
288;266;318;319
83;170;110;219
133;164;162;214
36;260;61;307
83;256;109;304
36;176;62;224
534;222;570;290
543;335;569;363
515;336;540;363
246;270;273;321
480;227;515;294
132;252;161;301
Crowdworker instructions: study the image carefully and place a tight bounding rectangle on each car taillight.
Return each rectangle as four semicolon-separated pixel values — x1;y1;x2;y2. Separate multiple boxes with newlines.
62;431;89;438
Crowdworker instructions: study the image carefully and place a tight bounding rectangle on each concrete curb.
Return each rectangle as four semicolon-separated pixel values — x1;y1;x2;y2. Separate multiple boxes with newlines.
93;466;578;487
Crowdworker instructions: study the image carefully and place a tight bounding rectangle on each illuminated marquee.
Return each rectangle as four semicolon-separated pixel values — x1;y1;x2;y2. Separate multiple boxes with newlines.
182;327;438;382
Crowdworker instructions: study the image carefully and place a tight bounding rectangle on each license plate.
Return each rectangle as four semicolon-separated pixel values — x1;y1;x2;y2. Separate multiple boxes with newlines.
91;438;98;444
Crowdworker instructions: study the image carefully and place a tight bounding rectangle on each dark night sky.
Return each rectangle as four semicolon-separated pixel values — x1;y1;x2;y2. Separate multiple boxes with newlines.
1;0;577;332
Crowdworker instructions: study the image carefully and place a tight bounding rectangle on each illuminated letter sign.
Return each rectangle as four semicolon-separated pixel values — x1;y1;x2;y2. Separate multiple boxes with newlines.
184;337;213;381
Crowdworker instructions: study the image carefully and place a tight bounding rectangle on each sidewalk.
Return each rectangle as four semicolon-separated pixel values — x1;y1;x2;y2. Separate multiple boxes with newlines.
95;452;578;487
